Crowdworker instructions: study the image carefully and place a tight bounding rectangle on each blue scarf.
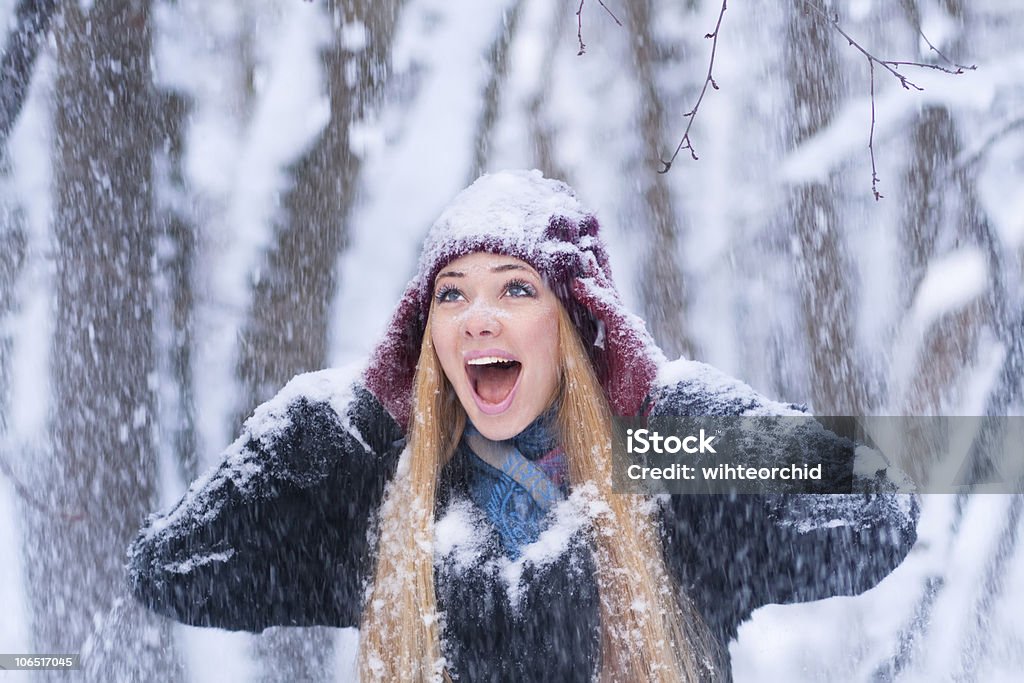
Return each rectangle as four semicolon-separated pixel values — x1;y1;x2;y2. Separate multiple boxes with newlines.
460;412;569;558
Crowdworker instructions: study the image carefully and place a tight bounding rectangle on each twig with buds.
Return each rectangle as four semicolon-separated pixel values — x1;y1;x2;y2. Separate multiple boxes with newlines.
658;0;728;174
576;0;623;56
655;0;974;200
800;0;975;199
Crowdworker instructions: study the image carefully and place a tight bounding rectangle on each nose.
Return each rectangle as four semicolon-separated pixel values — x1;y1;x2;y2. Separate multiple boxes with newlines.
463;303;502;338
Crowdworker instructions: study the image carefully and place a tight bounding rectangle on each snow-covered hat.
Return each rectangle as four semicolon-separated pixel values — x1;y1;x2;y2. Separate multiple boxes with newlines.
364;169;660;428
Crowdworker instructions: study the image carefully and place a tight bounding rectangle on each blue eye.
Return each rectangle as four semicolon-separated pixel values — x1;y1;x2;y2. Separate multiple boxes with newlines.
505;279;536;298
435;285;464;303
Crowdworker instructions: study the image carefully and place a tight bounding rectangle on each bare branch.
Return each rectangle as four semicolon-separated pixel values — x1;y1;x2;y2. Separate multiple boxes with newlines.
800;1;929;91
576;0;622;56
914;24;976;73
658;0;727;174
596;0;622;27
576;0;586;55
797;0;974;199
881;59;973;76
653;0;974;198
869;60;883;200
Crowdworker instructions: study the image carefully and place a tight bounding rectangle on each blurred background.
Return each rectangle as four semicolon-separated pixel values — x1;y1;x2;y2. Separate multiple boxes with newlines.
0;0;1021;680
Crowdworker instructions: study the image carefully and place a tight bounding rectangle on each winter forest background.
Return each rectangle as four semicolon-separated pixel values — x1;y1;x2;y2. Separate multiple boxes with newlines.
0;0;1021;680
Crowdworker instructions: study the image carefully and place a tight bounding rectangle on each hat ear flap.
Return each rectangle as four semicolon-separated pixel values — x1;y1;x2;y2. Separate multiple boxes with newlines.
570;272;659;418
364;281;424;429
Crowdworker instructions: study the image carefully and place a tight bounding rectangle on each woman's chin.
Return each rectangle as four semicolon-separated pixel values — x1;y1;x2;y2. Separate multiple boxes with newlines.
467;410;531;441
463;396;543;441
463;381;525;440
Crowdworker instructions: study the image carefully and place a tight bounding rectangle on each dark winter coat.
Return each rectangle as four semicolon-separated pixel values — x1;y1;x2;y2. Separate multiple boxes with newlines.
127;171;918;681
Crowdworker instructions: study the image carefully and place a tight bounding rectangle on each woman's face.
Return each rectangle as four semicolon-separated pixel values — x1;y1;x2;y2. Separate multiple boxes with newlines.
430;252;561;441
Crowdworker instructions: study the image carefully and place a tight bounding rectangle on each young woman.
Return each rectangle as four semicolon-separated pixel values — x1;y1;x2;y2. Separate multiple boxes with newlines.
129;170;918;682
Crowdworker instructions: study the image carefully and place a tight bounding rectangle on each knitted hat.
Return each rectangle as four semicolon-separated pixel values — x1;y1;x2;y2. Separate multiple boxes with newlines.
364;170;661;429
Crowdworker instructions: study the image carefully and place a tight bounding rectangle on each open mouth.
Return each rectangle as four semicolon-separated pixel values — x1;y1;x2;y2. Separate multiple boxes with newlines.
466;356;522;413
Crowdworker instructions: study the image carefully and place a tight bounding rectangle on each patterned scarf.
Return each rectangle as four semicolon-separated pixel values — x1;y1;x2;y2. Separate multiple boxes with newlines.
461;412;569;558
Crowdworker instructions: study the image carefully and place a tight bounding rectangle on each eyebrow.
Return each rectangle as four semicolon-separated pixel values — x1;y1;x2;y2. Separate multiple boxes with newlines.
435;263;534;281
493;263;531;274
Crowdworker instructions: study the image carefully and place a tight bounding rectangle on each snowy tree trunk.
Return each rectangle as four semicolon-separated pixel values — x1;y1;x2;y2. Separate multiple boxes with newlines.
0;0;59;147
156;89;200;484
0;165;26;555
25;0;182;677
238;2;400;679
896;0;992;418
470;0;524;180
0;186;26;440
524;0;570;182
235;0;398;414
625;0;695;362
959;5;1024;419
784;5;865;415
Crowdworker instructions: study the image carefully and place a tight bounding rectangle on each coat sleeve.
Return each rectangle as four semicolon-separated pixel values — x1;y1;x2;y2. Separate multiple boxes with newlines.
651;360;920;644
126;369;404;631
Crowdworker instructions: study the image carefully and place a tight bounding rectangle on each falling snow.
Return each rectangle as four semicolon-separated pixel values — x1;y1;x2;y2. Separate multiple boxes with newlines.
1;0;1022;680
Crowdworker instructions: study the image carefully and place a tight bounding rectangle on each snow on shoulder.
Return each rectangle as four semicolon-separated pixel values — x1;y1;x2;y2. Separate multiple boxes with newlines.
656;358;806;416
654;360;919;538
138;363;366;542
242;363;371;454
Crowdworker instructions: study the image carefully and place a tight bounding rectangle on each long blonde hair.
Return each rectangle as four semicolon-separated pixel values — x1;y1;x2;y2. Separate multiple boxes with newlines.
358;301;715;681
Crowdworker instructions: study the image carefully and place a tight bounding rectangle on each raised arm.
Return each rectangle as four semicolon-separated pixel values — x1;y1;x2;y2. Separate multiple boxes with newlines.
127;368;403;631
651;359;919;644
